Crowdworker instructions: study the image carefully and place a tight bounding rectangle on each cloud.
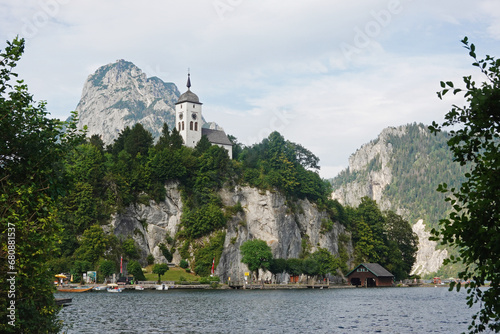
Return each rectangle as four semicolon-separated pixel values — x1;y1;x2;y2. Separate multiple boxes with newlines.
1;0;500;180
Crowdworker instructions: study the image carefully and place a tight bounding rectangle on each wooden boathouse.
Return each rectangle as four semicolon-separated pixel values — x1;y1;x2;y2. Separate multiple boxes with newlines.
346;263;394;287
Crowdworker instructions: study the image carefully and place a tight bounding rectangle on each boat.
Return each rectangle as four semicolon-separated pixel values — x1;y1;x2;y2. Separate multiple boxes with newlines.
135;285;144;291
57;286;93;293
156;284;168;291
93;285;107;291
107;283;123;293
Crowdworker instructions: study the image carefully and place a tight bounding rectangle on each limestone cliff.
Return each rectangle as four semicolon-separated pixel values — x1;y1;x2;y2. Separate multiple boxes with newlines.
74;60;180;144
105;183;352;280
331;123;461;276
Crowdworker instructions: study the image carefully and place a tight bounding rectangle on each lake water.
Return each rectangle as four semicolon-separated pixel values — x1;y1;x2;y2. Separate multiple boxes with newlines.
56;287;491;333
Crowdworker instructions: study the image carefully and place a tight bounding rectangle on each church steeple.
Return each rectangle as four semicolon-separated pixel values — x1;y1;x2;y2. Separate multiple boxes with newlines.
186;71;191;90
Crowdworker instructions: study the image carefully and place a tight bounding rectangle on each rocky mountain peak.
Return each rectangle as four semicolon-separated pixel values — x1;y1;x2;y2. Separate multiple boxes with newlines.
75;59;180;144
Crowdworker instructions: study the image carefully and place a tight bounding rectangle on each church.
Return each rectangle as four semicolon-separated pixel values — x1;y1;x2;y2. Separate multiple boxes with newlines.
175;74;233;159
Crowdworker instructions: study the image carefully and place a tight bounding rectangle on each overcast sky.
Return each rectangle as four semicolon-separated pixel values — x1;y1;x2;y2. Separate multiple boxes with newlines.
2;0;500;179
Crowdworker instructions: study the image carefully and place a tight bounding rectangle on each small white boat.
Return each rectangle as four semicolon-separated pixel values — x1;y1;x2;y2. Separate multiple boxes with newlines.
93;286;107;291
107;283;123;293
135;285;144;291
155;284;168;291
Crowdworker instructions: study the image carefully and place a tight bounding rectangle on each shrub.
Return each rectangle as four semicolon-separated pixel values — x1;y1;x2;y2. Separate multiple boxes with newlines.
179;259;189;269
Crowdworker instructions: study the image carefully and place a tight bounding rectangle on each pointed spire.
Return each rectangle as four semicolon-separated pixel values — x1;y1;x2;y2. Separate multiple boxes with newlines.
186;69;191;90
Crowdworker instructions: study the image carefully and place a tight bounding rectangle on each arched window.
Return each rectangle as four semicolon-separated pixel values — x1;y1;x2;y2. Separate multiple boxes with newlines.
190;121;193;130
178;122;181;131
195;122;198;131
182;122;184;130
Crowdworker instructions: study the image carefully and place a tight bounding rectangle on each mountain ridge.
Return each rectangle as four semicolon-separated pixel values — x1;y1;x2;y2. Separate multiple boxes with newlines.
75;59;180;144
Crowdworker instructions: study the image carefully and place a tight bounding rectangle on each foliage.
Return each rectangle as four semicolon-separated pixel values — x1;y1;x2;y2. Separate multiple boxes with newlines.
286;258;303;277
331;122;469;232
240;239;273;280
429;37;500;333
147;254;155;265
347;197;417;280
268;258;287;282
122;237;139;260
99;259;116;280
310;248;340;277
193;231;226;277
0;37;84;334
179;259;189;269
152;263;169;283
73;225;114;265
127;260;146;281
158;243;173;263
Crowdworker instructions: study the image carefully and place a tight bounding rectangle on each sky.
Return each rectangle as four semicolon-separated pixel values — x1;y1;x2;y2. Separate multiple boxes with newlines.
1;0;500;179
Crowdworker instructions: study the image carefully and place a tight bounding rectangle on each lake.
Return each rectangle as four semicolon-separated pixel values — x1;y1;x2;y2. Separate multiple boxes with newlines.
56;287;490;333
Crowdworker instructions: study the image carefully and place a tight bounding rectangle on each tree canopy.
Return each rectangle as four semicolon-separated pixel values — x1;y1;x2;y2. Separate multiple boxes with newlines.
240;239;273;280
430;37;500;333
0;37;83;333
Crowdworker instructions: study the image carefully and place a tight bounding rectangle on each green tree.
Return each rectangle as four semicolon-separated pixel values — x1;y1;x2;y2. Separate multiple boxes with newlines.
0;37;83;333
286;258;303;277
384;211;418;280
74;225;112;265
302;258;319;280
127;260;146;281
268;258;287;283
240;239;273;280
122;237;139;260
310;248;339;278
152;263;169;284
429;37;500;333
99;259;116;282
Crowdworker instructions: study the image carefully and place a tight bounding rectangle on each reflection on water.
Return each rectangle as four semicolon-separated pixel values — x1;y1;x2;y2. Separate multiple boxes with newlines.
56;287;488;333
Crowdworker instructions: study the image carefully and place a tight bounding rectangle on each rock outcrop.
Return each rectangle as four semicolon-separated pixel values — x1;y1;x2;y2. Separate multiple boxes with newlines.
332;126;406;211
410;220;448;277
331;124;450;275
105;183;352;280
74;60;180;144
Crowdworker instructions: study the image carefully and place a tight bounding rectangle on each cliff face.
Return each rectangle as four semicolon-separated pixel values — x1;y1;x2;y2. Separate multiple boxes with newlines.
75;60;180;144
331;124;452;276
332;126;405;211
105;183;352;280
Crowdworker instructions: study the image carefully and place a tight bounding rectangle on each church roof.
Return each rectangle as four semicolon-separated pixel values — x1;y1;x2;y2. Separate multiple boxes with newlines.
176;90;201;104
202;128;233;146
175;73;202;105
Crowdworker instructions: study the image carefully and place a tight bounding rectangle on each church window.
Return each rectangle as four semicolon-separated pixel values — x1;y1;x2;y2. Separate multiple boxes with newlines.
178;122;180;131
195;122;198;131
182;122;184;130
190;121;193;130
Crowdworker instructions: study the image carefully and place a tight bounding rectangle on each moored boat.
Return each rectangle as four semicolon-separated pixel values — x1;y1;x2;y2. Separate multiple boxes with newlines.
135;285;144;290
107;283;123;292
57;286;93;293
155;284;168;291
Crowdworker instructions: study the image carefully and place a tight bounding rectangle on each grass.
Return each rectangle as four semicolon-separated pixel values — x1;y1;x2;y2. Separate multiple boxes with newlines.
144;266;199;282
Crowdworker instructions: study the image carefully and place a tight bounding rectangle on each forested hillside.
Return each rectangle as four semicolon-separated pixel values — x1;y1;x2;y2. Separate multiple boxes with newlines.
332;123;470;232
46;122;417;282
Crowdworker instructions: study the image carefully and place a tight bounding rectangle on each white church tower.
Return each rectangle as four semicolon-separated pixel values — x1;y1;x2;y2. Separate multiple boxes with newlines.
175;73;233;159
175;73;202;148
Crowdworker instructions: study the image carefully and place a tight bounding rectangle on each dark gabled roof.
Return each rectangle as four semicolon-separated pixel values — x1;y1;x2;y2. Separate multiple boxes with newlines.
202;128;233;146
346;263;394;278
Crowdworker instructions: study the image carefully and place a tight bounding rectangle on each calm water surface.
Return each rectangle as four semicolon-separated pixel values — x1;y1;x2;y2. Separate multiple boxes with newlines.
56;287;489;333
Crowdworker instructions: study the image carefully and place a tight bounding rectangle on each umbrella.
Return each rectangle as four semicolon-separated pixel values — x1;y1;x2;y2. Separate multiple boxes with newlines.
107;283;118;287
55;274;67;278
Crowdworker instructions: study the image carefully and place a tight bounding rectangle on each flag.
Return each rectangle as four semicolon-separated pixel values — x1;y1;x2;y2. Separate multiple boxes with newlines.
120;256;123;274
211;257;215;275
